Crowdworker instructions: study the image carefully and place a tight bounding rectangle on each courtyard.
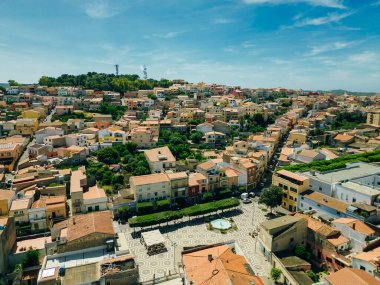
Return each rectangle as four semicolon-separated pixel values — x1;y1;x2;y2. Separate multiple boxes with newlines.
114;199;273;282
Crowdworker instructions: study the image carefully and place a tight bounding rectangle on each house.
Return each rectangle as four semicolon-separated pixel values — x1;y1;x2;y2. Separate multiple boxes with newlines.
212;120;231;134
130;173;171;202
196;122;214;134
0;142;22;172
293;213;350;272
204;131;226;146
0;217;16;275
55;105;74;116
332;218;376;251
21;109;42;120
9;198;32;224
272;170;310;212
98;127;127;143
44;135;66;147
295;149;325;164
366;110;380;127
70;168;87;214
321;267;380;285
181;244;264;285
144;146;176;173
333;134;355;147
197;161;219;191
51;211;115;253
258;215;307;261
28;144;53;159
65;133;88;147
188;172;208;199
351;248;380;278
83;185;108;213
167;172;188;200
0;190;16;216
15;118;39;136
128;126;156;148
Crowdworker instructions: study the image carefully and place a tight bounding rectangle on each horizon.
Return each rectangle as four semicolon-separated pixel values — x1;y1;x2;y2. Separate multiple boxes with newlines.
1;0;380;92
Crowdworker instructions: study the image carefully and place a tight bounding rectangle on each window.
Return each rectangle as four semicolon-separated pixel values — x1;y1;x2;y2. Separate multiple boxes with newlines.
290;238;294;242
360;266;366;270
352;198;356;202
326;257;332;263
319;187;322;191
301;203;304;207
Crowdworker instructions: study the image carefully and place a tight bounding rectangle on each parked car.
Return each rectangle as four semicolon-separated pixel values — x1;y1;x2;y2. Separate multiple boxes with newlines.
240;192;249;200
242;198;252;204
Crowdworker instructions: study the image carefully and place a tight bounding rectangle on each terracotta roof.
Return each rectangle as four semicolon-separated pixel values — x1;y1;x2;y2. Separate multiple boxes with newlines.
130;173;169;186
182;244;264;285
70;168;86;194
10;198;31;211
83;185;107;200
303;191;348;213
333;218;375;236
166;172;188;180
327;235;349;246
144;146;176;163
325;267;380;285
276;169;309;182
197;161;216;170
298;150;320;158
334;134;354;142
57;211;114;242
353;249;380;267
294;213;337;237
0;190;15;201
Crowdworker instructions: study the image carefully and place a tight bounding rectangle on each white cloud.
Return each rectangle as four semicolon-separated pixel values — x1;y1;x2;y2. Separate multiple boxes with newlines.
307;41;356;56
212;18;235;24
371;1;380;6
242;0;346;9
348;51;379;63
83;0;119;19
151;31;185;39
293;11;353;27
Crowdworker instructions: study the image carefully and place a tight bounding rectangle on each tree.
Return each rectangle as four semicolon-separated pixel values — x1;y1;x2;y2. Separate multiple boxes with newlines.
294;244;311;261
190;131;203;144
22;249;40;268
8;79;20;86
306;270;319;282
271;268;282;283
97;147;120;164
258;185;283;213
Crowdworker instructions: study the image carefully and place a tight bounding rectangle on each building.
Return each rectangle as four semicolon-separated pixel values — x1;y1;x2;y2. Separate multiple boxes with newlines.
367;110;380;127
70;168;87;214
272;170;310;212
144;146;176;173
0;217;16;275
128;126;156;148
15;118;39;136
321;267;379;285
9;198;32;224
0;190;16;216
0;142;22;172
204;131;227;146
258;215;307;261
50;211;115;253
332;218;376;252
167;172;188;200
83;185;108;213
181;243;264;285
130;173;171;202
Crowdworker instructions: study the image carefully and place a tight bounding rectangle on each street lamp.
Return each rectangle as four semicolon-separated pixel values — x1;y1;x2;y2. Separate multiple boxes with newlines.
172;242;177;272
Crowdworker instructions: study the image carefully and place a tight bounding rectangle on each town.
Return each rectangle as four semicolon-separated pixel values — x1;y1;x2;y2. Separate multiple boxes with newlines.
0;74;379;285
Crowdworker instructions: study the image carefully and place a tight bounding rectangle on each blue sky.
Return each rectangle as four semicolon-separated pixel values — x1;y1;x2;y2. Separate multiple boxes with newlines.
0;0;380;91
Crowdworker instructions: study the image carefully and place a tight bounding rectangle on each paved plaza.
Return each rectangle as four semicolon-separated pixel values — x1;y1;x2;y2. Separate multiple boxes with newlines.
114;200;272;282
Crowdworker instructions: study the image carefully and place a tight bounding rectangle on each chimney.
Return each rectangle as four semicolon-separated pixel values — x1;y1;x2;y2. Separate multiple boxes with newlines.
208;254;213;262
352;223;356;230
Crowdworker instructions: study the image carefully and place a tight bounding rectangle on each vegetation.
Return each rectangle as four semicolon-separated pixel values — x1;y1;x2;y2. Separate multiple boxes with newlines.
22;249;40;268
38;72;172;92
329;110;366;130
128;198;240;227
306;270;319;283
158;131;194;160
99;104;127;120
97;147;120;164
190;131;204;144
259;186;283;213
271;268;282;283
281;149;380;173
137;201;154;214
294;244;311;261
8;79;20;86
51;111;90;123
156;199;171;211
240;113;274;133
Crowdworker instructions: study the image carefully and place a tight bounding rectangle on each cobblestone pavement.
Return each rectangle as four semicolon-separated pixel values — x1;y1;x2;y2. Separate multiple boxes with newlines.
114;201;272;282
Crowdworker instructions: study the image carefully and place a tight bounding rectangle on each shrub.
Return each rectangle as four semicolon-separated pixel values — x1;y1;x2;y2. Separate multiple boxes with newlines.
137;201;154;214
202;192;213;202
218;189;232;199
156;199;171;211
271;268;282;282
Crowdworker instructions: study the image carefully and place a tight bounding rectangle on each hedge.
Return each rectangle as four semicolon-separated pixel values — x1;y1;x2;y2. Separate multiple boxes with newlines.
128;198;240;227
218;189;232;199
281;149;380;173
137;201;154;214
156;199;171;210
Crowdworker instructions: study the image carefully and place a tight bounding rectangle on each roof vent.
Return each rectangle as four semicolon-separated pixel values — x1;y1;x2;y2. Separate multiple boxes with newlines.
208;254;213;262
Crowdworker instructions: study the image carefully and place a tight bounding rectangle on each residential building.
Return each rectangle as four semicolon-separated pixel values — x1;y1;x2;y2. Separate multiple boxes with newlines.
0;142;22;172
128;126;156;148
130;173;171;202
272;170;310;212
144;146;176;173
332;218;376;251
258;215;307;261
15;118;39;135
9;198;32;224
0;217;16;275
320;267;380;285
55;105;74;116
70;168;87;214
0;190;16;216
167;172;188;200
204;131;227;146
367;110;380;127
83;185;108;213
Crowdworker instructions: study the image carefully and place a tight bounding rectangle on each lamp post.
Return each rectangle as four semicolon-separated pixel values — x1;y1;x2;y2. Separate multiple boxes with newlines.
172;242;177;272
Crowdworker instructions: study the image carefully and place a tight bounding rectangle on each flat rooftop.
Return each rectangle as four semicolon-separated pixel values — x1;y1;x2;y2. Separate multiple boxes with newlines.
300;162;380;183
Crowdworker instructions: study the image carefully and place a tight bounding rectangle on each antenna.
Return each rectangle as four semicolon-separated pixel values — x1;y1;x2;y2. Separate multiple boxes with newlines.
115;64;119;76
143;65;147;80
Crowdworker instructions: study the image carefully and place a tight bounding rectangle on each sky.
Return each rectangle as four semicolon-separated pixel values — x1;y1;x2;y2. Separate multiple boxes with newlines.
0;0;380;92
